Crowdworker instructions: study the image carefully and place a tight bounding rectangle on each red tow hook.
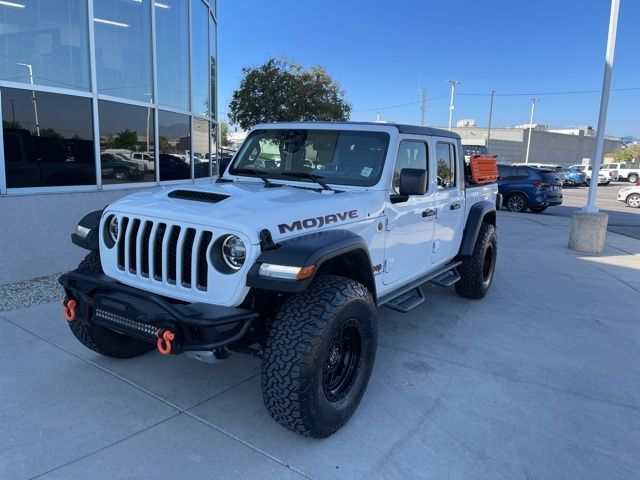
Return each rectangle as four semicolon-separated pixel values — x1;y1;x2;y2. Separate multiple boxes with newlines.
62;298;77;322
156;329;175;356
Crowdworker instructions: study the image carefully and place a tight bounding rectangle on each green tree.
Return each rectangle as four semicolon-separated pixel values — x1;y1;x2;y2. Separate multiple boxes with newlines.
40;128;62;139
112;129;138;149
220;121;229;147
613;143;640;163
228;58;351;130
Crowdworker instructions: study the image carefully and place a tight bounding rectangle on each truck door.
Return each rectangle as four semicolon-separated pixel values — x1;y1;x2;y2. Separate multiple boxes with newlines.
432;141;465;265
383;138;437;285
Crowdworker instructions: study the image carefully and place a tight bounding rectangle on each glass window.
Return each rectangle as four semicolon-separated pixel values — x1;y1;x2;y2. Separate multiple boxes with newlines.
210;122;218;175
155;0;189;110
393;141;427;194
436;142;456;188
193;118;210;178
209;13;216;119
0;1;90;91
230;129;390;187
2;87;95;188
98;100;155;184
158;110;190;181
191;0;209;116
94;0;152;102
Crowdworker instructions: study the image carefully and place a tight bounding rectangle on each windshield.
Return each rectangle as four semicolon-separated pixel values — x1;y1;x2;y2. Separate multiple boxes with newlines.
229;129;390;187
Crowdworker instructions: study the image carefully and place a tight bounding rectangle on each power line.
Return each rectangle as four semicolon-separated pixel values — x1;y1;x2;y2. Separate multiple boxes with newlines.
353;94;449;113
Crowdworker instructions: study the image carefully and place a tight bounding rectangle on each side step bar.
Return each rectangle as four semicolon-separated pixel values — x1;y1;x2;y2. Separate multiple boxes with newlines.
385;286;425;313
430;269;461;288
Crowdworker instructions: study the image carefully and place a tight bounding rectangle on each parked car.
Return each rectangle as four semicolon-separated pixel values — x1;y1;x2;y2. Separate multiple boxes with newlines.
563;166;587;186
130;151;155;172
602;162;640;183
60;121;500;438
100;153;144;181
498;164;563;213
617;184;640;208
569;165;610;185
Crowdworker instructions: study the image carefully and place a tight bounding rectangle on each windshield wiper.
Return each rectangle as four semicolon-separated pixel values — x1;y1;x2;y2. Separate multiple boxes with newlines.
232;168;280;188
280;171;334;191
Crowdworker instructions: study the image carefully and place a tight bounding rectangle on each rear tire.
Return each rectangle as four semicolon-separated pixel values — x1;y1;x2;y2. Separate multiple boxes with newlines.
628;174;638;183
506;193;528;212
67;252;154;358
262;275;377;438
455;223;497;299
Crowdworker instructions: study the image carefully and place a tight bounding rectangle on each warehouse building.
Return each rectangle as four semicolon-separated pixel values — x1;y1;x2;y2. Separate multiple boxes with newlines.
0;0;218;283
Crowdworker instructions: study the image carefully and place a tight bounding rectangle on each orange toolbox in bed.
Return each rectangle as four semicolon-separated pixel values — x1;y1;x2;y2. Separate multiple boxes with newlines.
469;155;498;184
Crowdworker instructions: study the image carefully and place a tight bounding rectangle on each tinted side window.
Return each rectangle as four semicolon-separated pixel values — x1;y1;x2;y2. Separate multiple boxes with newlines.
393;141;428;194
516;167;530;178
436;142;456;188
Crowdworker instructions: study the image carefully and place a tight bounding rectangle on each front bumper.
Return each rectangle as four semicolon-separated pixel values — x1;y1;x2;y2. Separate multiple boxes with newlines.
59;268;259;355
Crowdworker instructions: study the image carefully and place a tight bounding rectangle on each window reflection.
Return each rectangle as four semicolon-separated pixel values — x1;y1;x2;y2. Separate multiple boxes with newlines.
193;118;210;178
156;0;189;110
158;110;190;181
94;0;153;102
99;100;155;184
209;14;216;119
2;88;95;188
191;0;209;116
0;1;90;91
210;123;219;175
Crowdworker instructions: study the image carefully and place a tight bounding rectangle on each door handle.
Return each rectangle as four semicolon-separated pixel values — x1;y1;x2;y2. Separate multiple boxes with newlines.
422;208;437;217
450;203;461;210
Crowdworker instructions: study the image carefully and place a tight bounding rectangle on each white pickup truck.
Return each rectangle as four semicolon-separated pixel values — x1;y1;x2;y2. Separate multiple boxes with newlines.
602;162;640;183
60;122;500;438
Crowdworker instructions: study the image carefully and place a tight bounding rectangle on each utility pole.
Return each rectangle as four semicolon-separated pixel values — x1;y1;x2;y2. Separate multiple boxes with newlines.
486;90;495;152
447;80;460;131
419;87;427;126
524;97;539;164
17;63;39;136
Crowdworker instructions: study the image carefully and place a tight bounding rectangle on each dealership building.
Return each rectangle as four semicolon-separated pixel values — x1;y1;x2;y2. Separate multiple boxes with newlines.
0;0;219;283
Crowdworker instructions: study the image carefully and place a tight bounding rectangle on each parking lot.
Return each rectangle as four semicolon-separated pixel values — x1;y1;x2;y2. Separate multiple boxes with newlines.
2;211;639;480
548;181;640;240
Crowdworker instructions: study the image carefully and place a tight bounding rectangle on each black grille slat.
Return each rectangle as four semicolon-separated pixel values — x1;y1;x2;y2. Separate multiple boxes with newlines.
167;226;181;284
140;221;152;277
128;219;141;273
168;190;229;203
182;228;196;287
197;232;213;290
153;223;167;280
117;217;129;270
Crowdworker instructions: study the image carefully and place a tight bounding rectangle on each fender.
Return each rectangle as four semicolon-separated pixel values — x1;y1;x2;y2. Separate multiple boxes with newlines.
458;201;496;257
71;210;103;252
246;229;375;295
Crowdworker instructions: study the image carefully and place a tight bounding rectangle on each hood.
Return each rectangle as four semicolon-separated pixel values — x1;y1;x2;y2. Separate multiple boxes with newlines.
106;181;385;244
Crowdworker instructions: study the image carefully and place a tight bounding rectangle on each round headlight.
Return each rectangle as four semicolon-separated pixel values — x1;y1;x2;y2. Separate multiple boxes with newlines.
221;235;246;270
108;216;119;243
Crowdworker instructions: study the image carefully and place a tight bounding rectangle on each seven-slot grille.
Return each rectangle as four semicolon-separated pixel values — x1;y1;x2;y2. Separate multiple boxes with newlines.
115;217;214;291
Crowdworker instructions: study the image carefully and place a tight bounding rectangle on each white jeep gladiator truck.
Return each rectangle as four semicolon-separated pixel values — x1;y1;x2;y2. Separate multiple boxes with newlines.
60;122;501;438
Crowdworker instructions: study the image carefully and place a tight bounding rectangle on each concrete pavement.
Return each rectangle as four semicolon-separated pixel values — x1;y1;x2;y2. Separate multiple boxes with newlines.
1;211;639;479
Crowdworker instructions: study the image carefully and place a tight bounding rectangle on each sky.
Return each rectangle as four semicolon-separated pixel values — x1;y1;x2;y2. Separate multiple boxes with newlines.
217;0;639;138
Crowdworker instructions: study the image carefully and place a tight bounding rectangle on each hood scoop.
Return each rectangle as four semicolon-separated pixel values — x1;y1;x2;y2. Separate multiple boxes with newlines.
168;190;229;204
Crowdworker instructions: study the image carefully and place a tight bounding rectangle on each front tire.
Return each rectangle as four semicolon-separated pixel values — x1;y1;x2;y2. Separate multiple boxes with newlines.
67;253;154;358
506;193;528;212
626;193;640;208
455;222;497;299
262;275;377;438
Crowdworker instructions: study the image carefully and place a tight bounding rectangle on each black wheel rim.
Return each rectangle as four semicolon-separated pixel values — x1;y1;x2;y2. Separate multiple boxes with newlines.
483;244;494;284
323;320;362;403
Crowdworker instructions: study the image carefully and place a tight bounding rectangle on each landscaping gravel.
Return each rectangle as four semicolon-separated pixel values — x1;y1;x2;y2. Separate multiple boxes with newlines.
0;273;64;312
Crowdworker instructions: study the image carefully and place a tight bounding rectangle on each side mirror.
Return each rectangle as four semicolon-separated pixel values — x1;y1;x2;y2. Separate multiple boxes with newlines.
399;168;427;196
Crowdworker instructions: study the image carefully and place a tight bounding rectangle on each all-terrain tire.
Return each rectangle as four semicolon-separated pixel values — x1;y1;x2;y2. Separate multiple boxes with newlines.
67;252;154;358
262;275;377;438
455;222;497;299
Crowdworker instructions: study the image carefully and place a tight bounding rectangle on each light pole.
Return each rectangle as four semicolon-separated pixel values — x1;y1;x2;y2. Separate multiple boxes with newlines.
17;63;40;136
447;80;459;131
568;0;619;254
524;97;539;164
487;90;495;152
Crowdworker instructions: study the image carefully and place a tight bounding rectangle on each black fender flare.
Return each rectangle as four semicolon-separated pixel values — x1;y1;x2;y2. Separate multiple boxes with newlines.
71;210;103;252
458;201;496;257
246;229;375;296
